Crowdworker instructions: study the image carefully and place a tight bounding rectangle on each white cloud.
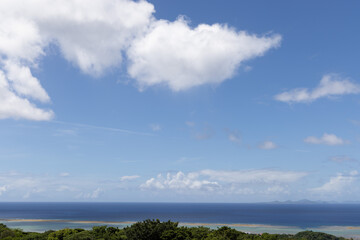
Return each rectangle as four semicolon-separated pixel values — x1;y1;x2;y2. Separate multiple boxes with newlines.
0;175;46;199
0;0;281;120
185;121;195;127
141;169;307;195
199;169;307;184
228;130;241;144
4;61;50;102
176;156;201;164
77;188;103;199
54;120;153;136
0;17;45;62
0;172;132;200
140;171;220;192
0;185;7;196
0;16;52;120
0;71;54;120
0;0;154;121
258;141;277;150
330;155;356;163
0;0;155;75
244;65;253;72
351;120;360;126
120;175;140;181
0;170;308;200
266;185;287;194
195;126;214;140
311;171;358;194
127;17;281;91
275;74;360;103
56;185;74;192
150;124;161;132
54;129;78;137
304;133;347;146
91;188;102;199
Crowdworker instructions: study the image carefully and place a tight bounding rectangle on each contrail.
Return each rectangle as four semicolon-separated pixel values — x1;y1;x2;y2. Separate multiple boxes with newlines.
51;121;154;136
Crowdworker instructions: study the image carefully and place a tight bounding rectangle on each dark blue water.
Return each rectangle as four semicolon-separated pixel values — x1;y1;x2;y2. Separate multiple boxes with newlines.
0;202;359;228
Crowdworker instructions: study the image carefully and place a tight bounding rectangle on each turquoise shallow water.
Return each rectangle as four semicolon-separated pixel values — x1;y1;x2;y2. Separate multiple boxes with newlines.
1;202;360;239
1;220;360;239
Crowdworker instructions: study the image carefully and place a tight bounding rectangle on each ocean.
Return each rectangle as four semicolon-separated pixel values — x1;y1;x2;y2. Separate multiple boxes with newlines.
0;202;360;238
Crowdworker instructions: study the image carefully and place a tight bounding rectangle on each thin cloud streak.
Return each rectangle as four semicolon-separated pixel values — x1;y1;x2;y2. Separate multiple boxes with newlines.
52;120;154;136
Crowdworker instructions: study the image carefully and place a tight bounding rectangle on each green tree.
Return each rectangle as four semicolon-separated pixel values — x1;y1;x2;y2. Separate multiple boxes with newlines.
63;231;93;240
188;226;212;240
205;226;244;240
47;228;84;240
124;219;178;240
294;231;347;240
161;227;192;240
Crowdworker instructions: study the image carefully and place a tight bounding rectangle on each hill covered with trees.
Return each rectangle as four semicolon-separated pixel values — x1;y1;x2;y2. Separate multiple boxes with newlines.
0;219;349;240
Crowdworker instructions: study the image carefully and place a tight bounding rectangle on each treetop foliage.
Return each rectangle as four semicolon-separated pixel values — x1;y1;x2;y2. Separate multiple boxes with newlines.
0;220;350;240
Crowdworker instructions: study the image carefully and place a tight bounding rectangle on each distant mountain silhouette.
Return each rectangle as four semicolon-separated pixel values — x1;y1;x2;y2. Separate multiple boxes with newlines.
266;199;329;204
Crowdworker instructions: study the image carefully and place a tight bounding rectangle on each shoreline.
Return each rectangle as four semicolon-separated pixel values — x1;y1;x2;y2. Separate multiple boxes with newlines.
2;219;360;239
1;218;360;230
0;219;135;225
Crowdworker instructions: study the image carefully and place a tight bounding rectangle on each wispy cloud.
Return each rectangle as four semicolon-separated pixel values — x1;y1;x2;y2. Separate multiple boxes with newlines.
258;141;277;150
199;169;307;184
0;172;137;200
329;155;357;163
141;169;307;195
0;185;7;196
195;126;214;140
59;172;70;177
244;65;253;72
52;120;154;136
227;130;241;144
185;121;195;127
310;171;358;194
275;74;360;103
77;188;103;199
53;129;78;137
150;124;161;132
350;120;360;126
120;175;140;181
141;171;220;192
176;156;202;164
304;133;348;145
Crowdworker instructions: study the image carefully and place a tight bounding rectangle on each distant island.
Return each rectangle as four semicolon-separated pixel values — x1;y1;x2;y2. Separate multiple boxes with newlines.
0;219;348;240
265;199;360;204
266;199;330;204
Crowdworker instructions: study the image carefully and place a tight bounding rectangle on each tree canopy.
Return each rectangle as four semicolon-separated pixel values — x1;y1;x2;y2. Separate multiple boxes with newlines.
0;220;349;240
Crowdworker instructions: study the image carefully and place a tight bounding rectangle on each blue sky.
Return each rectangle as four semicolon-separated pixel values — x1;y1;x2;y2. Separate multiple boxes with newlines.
0;0;360;202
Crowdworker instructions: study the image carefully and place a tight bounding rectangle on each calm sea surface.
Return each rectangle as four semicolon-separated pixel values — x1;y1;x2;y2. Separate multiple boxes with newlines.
1;202;360;238
0;202;359;227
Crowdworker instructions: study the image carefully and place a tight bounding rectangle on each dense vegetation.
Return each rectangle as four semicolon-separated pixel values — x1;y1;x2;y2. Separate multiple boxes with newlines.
0;220;350;240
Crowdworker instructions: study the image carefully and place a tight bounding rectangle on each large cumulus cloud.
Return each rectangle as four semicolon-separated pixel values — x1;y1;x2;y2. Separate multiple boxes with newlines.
0;0;281;120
